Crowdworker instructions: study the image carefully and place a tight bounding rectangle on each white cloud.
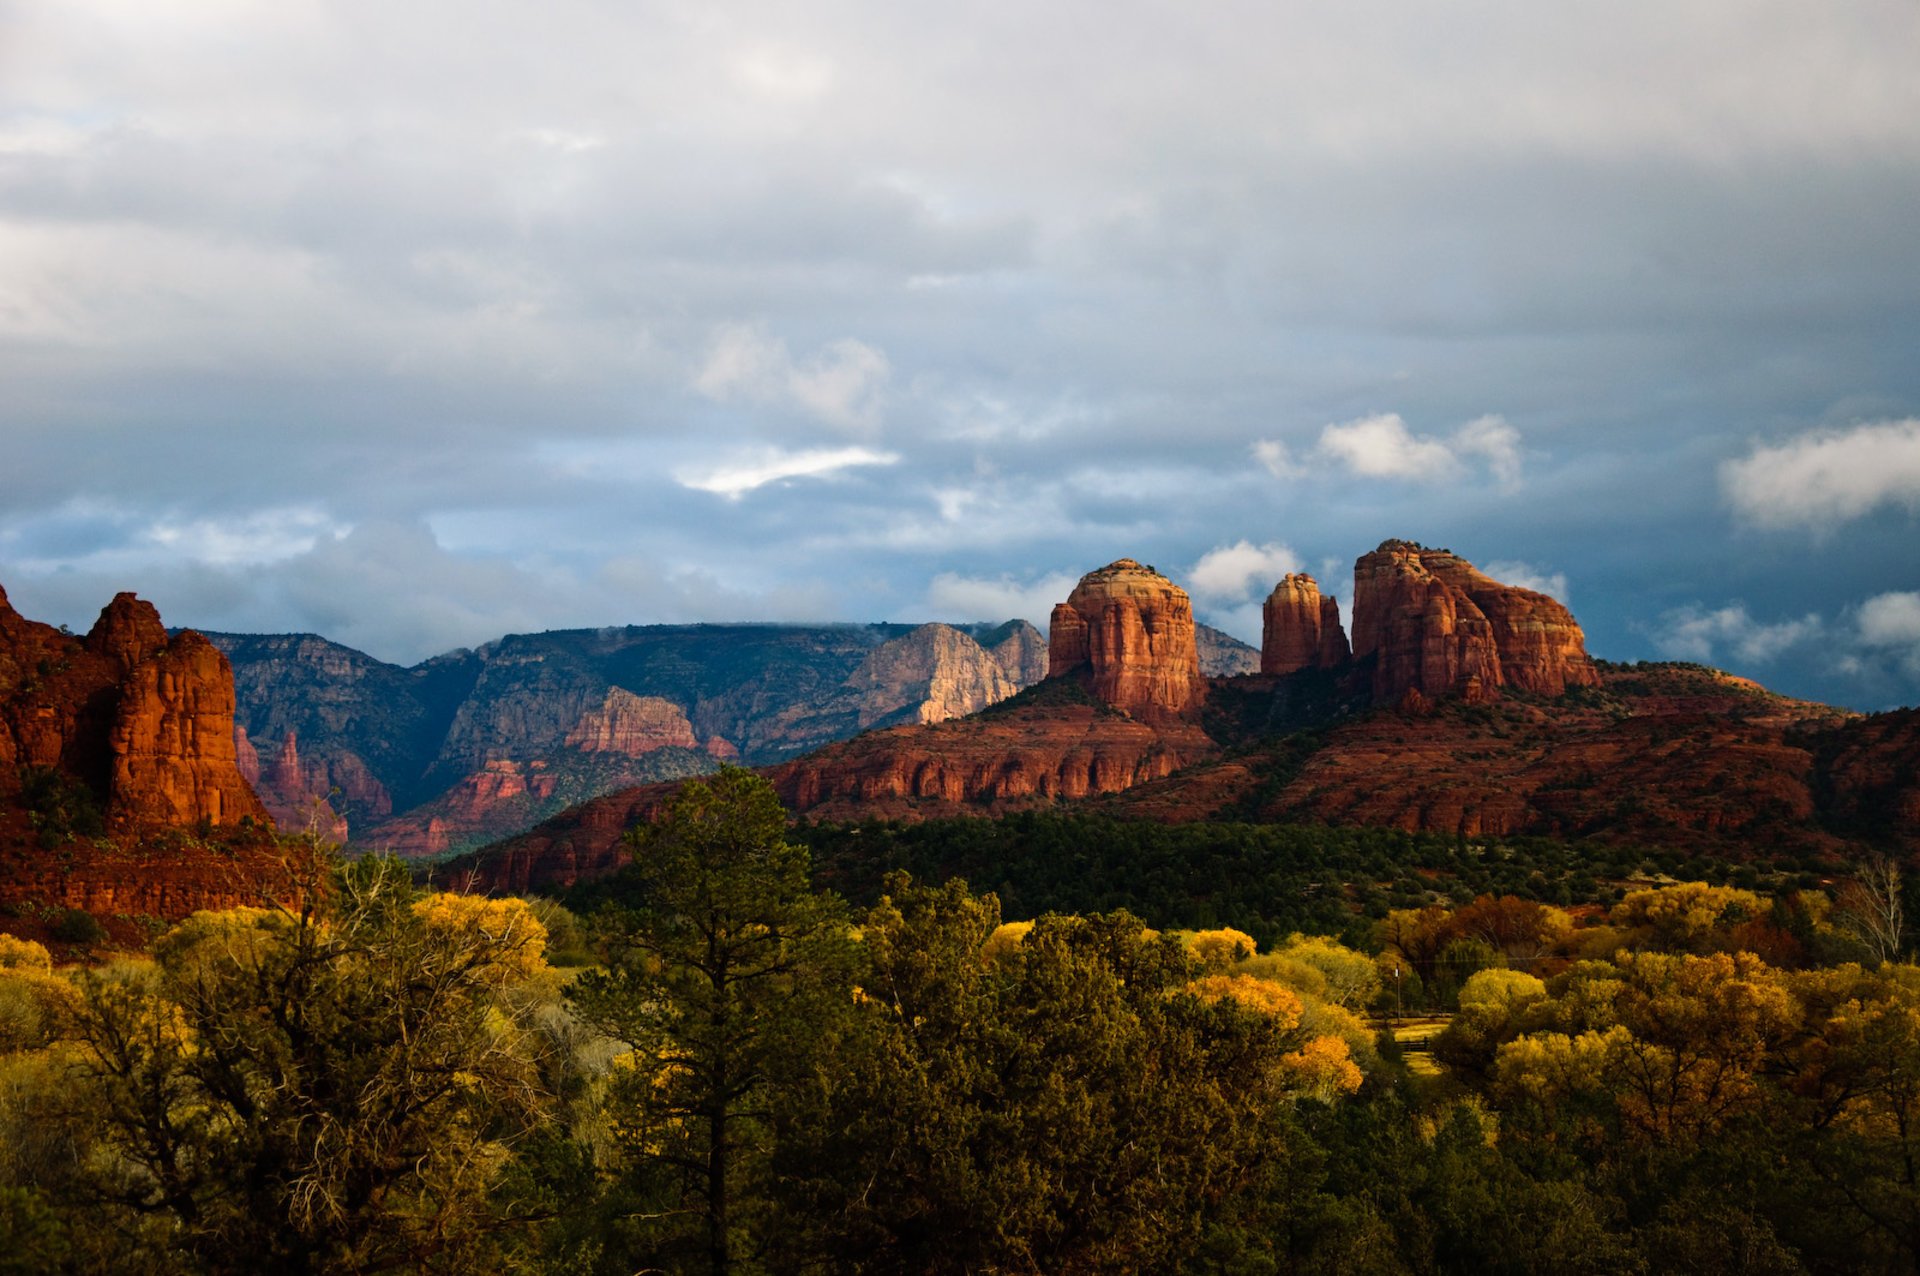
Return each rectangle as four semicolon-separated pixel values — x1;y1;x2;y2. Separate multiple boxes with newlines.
142;507;344;566
1456;415;1523;489
694;324;891;432
1292;413;1526;487
674;446;899;500
1652;603;1823;665
1722;419;1920;529
925;571;1078;628
1188;540;1302;601
1482;560;1569;602
1859;591;1920;648
1317;413;1459;480
1251;439;1304;480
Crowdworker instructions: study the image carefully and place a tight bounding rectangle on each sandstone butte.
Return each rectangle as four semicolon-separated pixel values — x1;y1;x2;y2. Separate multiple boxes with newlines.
1349;540;1601;705
1;581;289;925
1047;558;1204;720
1261;573;1350;675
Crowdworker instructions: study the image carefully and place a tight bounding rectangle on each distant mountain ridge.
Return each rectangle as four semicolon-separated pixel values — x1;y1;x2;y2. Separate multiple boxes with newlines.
448;545;1917;897
209;618;1259;857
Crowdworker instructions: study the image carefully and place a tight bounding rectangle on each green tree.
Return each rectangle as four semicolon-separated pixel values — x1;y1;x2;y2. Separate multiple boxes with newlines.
786;874;1312;1274
65;857;558;1274
568;767;855;1276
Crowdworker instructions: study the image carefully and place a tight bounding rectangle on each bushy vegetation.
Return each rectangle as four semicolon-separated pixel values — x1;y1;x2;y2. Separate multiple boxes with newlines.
3;771;1917;1273
791;812;1820;950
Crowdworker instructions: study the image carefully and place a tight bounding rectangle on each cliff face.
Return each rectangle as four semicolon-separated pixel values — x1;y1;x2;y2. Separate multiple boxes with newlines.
1260;574;1350;675
1046;559;1202;719
0;586;267;831
1;582;282;925
215;619;1047;857
1196;624;1261;677
1349;541;1598;704
107;628;268;828
1113;662;1884;859
835;624;1021;729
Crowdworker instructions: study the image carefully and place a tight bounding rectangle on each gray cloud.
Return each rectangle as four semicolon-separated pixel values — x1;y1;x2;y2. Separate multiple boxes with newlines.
3;1;1919;706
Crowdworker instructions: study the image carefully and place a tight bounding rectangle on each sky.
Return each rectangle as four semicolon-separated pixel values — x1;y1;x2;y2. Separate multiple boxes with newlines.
2;1;1918;709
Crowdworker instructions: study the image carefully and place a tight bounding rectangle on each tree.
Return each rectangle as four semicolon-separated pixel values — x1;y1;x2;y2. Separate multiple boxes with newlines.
1833;853;1906;965
567;767;854;1276
65;856;559;1273
783;875;1318;1274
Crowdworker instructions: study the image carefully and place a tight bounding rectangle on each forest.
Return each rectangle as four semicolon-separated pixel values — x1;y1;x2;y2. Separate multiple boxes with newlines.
2;768;1917;1274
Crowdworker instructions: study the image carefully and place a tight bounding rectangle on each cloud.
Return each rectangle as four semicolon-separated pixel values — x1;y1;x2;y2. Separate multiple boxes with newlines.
1652;603;1824;665
1251;439;1304;480
1316;414;1461;480
694;324;891;432
1722;419;1920;529
1254;414;1525;488
1857;591;1920;679
925;571;1079;628
1481;560;1569;602
673;446;900;500
1188;540;1302;601
1859;590;1920;648
1455;415;1524;489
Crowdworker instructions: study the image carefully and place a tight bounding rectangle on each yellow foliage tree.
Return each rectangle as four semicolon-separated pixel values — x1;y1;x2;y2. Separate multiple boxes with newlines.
1458;968;1548;1014
981;920;1033;962
0;935;53;973
1610;881;1767;953
1183;928;1257;972
412;892;551;986
1187;973;1304;1028
1282;1034;1365;1100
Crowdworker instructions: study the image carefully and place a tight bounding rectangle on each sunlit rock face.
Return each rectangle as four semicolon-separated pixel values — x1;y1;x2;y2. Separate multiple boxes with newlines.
1349;540;1599;704
0;584;269;831
1046;558;1203;719
1260;573;1351;675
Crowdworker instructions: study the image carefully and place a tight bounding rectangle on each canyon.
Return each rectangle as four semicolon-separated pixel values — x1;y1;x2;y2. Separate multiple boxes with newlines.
214;615;1258;857
449;543;1915;895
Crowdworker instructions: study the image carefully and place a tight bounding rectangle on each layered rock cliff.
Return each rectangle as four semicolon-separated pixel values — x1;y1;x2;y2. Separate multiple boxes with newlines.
215;618;1049;857
1349;541;1599;704
1197;625;1261;677
1260;574;1350;675
1047;559;1203;719
1;586;267;831
1;582;284;926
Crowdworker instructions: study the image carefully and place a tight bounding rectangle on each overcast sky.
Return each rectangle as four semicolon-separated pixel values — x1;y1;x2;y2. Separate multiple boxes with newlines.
3;1;1918;708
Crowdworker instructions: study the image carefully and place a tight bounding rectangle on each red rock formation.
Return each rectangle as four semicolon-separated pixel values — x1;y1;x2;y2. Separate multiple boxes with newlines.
564;688;701;754
770;704;1216;819
1260;574;1350;675
108;629;272;828
0;584;267;830
0;581;281;922
1046;559;1202;719
86;591;169;672
1349;541;1598;704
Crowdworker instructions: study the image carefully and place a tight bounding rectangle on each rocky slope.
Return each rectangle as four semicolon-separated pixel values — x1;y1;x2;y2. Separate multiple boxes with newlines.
1197;625;1261;677
446;542;1910;896
213;618;1053;857
1;582;288;926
